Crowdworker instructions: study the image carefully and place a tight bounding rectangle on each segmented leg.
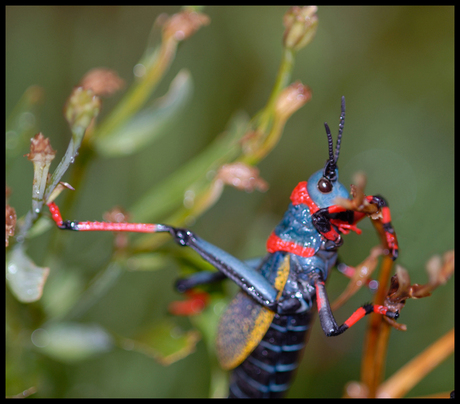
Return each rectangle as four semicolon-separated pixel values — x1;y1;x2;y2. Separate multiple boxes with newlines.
47;202;279;310
314;273;398;337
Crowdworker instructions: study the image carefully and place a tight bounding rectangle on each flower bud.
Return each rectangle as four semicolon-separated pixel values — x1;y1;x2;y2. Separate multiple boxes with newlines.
26;133;56;212
64;87;101;131
103;207;130;250
275;81;312;121
80;68;125;97
26;132;56;165
283;6;318;51
162;10;210;42
216;162;269;192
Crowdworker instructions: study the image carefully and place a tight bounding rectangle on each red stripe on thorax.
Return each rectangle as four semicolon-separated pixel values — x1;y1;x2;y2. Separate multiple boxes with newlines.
290;181;319;213
267;182;320;255
266;232;315;257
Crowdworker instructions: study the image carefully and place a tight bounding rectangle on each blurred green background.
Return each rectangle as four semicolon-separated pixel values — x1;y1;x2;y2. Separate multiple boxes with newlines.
6;6;453;398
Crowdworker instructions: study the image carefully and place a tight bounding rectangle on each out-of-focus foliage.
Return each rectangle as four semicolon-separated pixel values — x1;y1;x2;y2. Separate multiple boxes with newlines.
6;6;453;398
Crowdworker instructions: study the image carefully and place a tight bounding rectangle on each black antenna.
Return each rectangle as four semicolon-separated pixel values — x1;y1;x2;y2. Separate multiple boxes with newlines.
335;96;345;162
322;96;346;181
325;122;334;162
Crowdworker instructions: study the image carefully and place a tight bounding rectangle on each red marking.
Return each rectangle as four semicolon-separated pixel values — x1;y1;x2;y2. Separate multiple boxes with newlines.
373;305;389;315
343;305;392;328
319;228;341;241
331;222;363;235
338;264;356;278
168;290;209;316
386;232;396;247
266;232;315;257
289;183;365;240
47;202;158;233
326;205;347;214
315;281;326;311
75;221;157;232
47;202;63;227
382;207;391;224
365;195;374;203
290;182;319;213
344;307;367;328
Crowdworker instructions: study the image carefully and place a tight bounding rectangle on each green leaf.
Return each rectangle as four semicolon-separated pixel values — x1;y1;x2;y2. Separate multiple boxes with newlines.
130;110;250;223
31;323;113;363
125;253;168;271
25;216;53;239
6;85;43;160
41;267;84;319
95;69;193;157
123;318;201;366
6;244;49;303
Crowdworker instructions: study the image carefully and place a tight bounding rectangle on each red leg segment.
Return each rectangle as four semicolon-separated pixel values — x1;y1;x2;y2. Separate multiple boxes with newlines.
315;277;398;337
47;202;158;233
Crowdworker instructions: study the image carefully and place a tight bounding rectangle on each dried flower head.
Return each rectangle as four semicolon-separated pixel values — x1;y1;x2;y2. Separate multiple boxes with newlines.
216;162;269;192
80;68;125;97
383;252;454;330
5;204;17;247
162;10;210;42
26;133;56;164
26;133;57;214
103;206;130;224
426;250;454;286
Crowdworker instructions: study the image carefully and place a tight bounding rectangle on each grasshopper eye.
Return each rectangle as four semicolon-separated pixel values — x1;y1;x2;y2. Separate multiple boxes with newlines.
317;177;332;193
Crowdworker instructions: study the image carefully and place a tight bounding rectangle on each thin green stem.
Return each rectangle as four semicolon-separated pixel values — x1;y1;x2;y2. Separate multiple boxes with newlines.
95;39;177;141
